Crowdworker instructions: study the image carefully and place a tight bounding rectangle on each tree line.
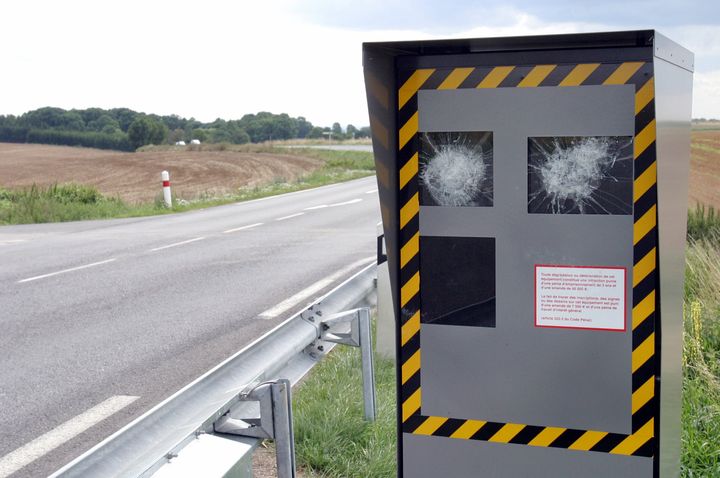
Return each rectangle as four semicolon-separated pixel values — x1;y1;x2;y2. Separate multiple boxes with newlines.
0;107;370;152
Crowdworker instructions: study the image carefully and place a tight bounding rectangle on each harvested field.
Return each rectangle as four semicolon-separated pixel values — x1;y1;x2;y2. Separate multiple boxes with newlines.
0;131;718;208
0;143;323;203
690;130;720;209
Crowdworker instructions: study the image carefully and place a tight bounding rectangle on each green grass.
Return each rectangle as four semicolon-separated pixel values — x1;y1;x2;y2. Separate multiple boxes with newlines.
0;183;245;224
682;234;720;476
692;123;720;131
687;205;720;244
691;142;720;155
0;149;375;225
0;184;137;224
231;148;374;204
277;148;375;171
293;336;396;478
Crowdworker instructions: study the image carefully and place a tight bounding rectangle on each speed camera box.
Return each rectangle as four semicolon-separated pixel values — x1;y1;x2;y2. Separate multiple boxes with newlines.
363;30;693;477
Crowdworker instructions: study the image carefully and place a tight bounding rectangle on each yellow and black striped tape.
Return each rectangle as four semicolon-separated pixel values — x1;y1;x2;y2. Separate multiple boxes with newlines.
396;62;658;457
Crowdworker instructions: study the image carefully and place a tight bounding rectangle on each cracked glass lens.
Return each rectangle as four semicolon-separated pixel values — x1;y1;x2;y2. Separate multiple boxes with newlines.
419;132;493;207
528;136;633;215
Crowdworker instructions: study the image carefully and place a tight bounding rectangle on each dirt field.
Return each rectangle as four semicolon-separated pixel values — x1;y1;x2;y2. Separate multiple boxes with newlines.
0;143;323;203
0;133;718;207
690;129;720;209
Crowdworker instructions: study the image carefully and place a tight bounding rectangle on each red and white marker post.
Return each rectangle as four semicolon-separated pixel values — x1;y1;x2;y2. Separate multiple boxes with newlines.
161;170;172;208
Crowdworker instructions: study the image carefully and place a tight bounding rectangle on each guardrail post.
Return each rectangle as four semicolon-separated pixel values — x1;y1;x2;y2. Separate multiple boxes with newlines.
214;379;296;478
272;380;296;478
358;307;376;421
320;307;377;422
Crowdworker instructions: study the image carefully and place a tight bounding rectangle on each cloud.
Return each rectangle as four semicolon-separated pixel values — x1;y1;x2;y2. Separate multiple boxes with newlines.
1;0;717;125
693;70;720;119
290;0;720;33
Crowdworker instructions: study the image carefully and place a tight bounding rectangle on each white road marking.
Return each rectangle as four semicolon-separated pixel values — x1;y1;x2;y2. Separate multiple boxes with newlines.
275;212;305;221
0;239;27;245
329;198;362;207
259;256;375;319
223;223;263;234
0;395;139;478
365;188;378;194
17;258;118;284
150;237;206;252
303;204;328;210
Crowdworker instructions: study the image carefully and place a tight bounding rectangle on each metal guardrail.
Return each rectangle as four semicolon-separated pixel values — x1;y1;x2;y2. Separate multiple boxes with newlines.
50;263;377;478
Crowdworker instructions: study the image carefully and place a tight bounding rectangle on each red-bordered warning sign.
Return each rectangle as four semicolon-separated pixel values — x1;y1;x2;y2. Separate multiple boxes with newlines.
534;264;627;332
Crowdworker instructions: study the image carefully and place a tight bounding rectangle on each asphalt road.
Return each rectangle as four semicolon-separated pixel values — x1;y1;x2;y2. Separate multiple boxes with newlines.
0;176;380;477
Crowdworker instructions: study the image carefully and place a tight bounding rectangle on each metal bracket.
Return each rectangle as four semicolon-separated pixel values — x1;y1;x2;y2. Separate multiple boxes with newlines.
300;303;322;324
319;307;377;421
214;379;296;478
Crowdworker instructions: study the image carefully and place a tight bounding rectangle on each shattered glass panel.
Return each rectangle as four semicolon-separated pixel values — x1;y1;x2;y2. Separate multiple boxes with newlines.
419;132;493;207
528;136;633;215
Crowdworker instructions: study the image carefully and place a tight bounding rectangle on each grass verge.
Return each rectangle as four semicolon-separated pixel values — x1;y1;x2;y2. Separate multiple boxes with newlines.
687;204;720;243
682;234;720;476
293;241;720;477
0;148;374;225
293;334;396;478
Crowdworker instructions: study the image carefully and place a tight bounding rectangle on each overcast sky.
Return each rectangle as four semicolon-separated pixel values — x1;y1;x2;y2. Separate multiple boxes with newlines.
2;0;718;127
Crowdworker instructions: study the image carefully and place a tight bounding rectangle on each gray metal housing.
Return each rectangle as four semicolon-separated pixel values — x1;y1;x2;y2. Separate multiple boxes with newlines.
364;30;693;478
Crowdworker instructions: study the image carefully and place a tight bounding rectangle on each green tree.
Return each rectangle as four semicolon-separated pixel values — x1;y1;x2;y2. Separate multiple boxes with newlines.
109;108;139;132
88;114;121;134
332;122;343;135
79;108;105;125
127;116;167;149
308;126;324;139
232;128;250;144
149;119;168;144
221;121;251;144
183;118;202;142
191;128;208;142
295;116;313;138
161;114;186;131
0;115;18;127
346;124;358;138
271;113;298;140
21;107;67;129
168;128;185;144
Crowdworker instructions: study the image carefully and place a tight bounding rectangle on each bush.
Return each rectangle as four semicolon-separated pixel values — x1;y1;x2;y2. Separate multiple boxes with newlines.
25;129;132;151
0;126;30;143
0;184;131;224
46;184;104;204
688;205;720;243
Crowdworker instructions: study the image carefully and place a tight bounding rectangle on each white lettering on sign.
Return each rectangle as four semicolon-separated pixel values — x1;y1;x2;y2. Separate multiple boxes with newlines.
535;265;626;331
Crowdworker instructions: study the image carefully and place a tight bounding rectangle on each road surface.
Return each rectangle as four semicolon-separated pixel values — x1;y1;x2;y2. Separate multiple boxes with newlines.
0;176;380;477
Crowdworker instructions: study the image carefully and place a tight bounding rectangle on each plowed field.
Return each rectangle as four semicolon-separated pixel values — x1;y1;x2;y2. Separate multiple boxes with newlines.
690;130;720;208
0;133;718;207
0;143;323;203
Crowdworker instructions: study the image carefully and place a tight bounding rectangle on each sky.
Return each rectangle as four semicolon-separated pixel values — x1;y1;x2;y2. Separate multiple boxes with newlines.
1;0;718;128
